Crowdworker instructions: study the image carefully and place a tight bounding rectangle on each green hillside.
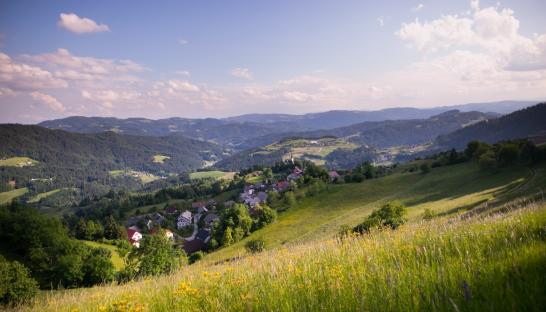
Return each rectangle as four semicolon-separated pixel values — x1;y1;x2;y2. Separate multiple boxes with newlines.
0;187;28;204
19;199;546;311
207;162;544;262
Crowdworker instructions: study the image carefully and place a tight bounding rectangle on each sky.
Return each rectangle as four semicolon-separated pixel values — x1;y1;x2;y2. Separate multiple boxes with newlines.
0;0;545;123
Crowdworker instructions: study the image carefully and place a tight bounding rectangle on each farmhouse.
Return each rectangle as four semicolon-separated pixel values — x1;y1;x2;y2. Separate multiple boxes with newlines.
177;210;193;229
127;226;143;248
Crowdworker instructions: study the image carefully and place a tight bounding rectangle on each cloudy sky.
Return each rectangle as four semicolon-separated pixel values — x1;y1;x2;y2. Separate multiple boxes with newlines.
1;0;545;123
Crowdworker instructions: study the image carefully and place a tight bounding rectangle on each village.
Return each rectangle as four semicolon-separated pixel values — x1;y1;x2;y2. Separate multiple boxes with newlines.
124;165;341;255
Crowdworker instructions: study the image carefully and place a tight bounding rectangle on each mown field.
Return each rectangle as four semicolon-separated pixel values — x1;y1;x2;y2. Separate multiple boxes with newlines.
207;162;545;262
14;200;546;311
189;171;235;181
0;188;29;205
82;241;125;271
0;157;38;167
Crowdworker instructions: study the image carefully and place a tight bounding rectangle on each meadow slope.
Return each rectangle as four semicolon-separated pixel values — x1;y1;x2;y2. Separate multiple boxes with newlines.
15;201;546;311
207;162;545;262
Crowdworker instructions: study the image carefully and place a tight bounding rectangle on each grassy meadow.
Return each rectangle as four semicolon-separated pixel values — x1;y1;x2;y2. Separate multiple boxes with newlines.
152;155;170;164
82;241;125;271
0;188;29;205
0;157;38;167
14;200;546;311
189;171;235;181
208;162;544;262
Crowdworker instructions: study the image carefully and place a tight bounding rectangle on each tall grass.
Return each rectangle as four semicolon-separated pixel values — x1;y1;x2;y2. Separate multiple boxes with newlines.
16;202;546;311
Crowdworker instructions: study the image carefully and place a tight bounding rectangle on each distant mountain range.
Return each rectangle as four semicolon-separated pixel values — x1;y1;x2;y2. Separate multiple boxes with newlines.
214;110;495;170
223;100;534;129
38;100;536;148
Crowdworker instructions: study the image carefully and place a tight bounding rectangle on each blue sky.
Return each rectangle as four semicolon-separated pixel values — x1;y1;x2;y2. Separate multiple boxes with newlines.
1;0;545;123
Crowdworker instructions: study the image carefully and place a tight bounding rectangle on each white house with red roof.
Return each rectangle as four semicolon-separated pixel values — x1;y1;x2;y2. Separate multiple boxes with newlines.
127;226;143;248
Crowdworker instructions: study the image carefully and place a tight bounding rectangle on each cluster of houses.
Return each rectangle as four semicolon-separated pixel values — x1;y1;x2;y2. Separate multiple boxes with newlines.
124;166;340;254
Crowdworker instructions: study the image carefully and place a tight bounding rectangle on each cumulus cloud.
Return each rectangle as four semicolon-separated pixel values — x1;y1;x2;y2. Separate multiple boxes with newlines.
22;48;144;84
397;0;546;71
58;13;110;34
377;16;385;27
0;52;68;90
178;39;188;45
30;92;65;112
231;67;253;80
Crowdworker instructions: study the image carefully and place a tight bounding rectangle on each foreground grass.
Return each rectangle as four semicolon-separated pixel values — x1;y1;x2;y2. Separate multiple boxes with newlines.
0;188;28;204
17;201;546;311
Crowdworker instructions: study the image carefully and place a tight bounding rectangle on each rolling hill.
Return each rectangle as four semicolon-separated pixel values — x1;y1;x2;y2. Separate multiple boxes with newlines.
216;110;494;169
18;160;546;311
435;103;546;149
0;125;225;203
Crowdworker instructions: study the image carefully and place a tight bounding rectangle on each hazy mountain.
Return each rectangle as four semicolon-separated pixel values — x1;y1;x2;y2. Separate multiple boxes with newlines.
38;101;536;148
223;100;535;129
237;110;496;150
435;103;546;149
216;110;494;170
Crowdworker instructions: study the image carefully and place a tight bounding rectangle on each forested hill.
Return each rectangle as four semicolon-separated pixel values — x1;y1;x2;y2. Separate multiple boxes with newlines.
435;103;546;149
0;124;223;173
0;125;225;202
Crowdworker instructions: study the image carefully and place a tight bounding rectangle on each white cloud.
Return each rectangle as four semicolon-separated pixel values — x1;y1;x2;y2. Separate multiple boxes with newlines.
58;13;110;34
0;87;15;97
166;80;200;93
30;91;65;112
22;48;144;84
231;67;253;80
411;4;424;12
0;52;68;90
179;39;188;45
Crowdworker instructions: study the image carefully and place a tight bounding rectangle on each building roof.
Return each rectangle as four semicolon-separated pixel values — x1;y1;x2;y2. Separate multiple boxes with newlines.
179;210;192;221
182;239;206;254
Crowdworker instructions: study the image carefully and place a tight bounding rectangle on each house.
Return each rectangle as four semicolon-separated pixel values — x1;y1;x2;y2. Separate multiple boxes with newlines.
165;229;174;240
192;201;207;210
328;171;341;181
7;180;16;189
127;227;143;248
195;228;211;243
274;181;290;192
257;191;268;203
204;213;220;226
165;205;178;214
207;199;217;208
177;210;193;229
287;168;303;181
182;239;206;254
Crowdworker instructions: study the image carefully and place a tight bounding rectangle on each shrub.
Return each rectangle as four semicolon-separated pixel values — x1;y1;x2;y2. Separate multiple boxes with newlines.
245;239;266;253
422;208;437;220
189;251;205;264
0;257;38;306
420;163;431;174
354;201;407;233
